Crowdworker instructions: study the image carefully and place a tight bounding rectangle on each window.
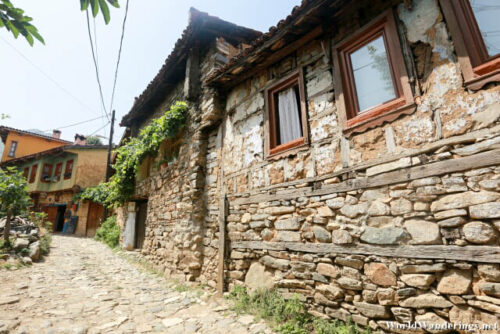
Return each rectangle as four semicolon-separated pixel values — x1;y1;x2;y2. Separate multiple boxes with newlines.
7;141;18;157
265;70;308;156
333;10;414;133
23;167;29;179
54;162;63;180
41;163;53;182
64;159;74;179
29;164;38;183
441;0;500;89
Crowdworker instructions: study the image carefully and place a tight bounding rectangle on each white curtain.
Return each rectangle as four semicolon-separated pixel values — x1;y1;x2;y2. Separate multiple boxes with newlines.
277;87;302;144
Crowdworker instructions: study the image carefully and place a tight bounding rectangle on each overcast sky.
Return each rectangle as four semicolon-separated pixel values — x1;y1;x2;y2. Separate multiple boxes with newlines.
0;0;301;143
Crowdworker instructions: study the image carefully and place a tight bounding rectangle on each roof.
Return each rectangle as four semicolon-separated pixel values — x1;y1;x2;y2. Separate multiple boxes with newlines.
1;144;109;166
205;0;341;88
0;126;72;144
120;8;262;127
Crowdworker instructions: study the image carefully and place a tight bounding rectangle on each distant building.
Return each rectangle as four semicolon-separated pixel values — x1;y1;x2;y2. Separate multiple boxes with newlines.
1;136;108;237
0;127;70;162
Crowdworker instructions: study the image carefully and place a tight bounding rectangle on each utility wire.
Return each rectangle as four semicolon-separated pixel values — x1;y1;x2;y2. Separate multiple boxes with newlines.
109;0;131;113
88;121;110;137
46;115;107;131
86;9;109;121
0;35;99;116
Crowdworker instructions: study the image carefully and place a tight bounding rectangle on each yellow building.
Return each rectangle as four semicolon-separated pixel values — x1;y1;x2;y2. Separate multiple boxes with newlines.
1;144;109;237
0;127;70;162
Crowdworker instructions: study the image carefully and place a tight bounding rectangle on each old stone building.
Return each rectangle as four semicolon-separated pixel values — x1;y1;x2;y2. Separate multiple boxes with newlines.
119;0;500;331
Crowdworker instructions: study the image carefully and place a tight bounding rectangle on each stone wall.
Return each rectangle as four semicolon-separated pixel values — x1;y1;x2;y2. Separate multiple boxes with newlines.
217;0;500;331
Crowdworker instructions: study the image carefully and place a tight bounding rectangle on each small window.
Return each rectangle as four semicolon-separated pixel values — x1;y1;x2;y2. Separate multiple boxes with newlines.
23;167;29;179
266;70;308;156
54;162;63;180
333;10;414;133
7;141;18;157
29;164;38;183
64;159;74;179
41;163;53;182
440;0;500;89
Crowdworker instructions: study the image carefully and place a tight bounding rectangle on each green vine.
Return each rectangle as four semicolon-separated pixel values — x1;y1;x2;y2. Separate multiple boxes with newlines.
81;101;188;207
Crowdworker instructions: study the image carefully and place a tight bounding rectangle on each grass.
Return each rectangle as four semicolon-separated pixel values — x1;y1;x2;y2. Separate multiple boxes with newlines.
227;286;371;334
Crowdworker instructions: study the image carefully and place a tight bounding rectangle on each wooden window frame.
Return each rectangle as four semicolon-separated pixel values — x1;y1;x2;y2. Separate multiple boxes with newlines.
54;162;63;180
440;0;500;90
7;141;18;157
41;163;53;183
265;69;309;158
29;164;38;183
64;159;74;180
333;10;414;135
23;167;29;179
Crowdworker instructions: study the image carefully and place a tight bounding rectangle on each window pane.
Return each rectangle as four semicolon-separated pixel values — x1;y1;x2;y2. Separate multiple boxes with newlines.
470;0;500;57
350;35;396;113
276;86;302;145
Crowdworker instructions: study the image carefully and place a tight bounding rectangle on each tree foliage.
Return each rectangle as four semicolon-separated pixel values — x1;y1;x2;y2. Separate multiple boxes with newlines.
0;0;119;46
81;101;188;207
0;167;32;245
86;135;103;145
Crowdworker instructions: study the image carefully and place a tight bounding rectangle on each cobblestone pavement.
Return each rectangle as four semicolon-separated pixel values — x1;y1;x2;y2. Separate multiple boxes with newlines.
0;235;271;334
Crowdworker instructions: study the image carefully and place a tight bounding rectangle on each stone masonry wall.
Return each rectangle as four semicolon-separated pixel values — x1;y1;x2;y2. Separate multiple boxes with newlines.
219;0;500;331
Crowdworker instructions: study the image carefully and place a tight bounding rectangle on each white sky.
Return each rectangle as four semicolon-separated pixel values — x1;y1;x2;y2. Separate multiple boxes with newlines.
0;0;301;143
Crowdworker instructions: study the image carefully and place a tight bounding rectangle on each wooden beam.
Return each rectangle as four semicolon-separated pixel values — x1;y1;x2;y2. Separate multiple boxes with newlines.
217;195;227;294
232;148;500;205
231;241;500;264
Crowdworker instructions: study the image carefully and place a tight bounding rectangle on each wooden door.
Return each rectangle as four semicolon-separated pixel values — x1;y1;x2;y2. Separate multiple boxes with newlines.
87;202;103;237
42;206;58;232
135;201;147;249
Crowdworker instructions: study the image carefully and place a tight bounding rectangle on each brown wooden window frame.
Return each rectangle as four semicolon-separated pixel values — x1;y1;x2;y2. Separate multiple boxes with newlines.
54;162;63;180
7;141;18;157
29;164;38;183
41;163;53;183
64;159;74;180
333;10;414;134
23;167;29;179
440;0;500;90
265;69;309;158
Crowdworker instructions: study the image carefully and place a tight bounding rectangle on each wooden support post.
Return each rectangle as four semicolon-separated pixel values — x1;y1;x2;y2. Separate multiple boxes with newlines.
217;194;227;294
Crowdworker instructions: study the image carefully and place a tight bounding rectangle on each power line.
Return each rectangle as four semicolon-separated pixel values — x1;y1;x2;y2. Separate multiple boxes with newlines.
109;0;131;113
46;115;108;131
87;121;110;137
86;9;110;121
0;35;100;116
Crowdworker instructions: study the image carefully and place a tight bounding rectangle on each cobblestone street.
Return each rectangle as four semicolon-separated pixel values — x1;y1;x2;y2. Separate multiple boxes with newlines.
0;236;271;334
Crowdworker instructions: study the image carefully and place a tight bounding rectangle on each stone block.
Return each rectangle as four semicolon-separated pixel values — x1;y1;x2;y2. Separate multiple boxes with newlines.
404;220;441;245
364;263;397;287
316;284;344;300
469;202;500;219
462;221;496;244
318;206;335;217
437;217;466;228
391;307;413;323
399;294;452;308
260;255;289;271
366;157;411;176
434;209;468;220
317;263;339;278
478;264;500;282
353;301;390;319
313;226;331;243
400;274;435;289
274;231;301;242
340;203;368;218
377;288;398;306
274;218;301;230
368;201;390;216
266;206;295;215
338;277;363;290
401;263;446;274
326;197;345;209
390;198;413;215
430;191;500;212
414;313;451;334
331;230;353;244
437;269;472;295
360;227;406;245
335;257;364;270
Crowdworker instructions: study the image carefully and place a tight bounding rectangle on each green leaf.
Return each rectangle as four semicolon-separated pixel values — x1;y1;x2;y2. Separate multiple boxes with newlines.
98;0;110;24
31;29;44;44
106;0;120;8
5;20;19;38
24;32;34;46
80;0;90;10
90;0;98;17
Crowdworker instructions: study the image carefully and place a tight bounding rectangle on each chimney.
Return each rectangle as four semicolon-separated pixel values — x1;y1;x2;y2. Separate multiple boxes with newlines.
74;133;86;146
52;129;61;139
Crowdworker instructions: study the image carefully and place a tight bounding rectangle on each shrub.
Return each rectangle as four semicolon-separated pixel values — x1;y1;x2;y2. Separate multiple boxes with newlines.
228;286;370;334
40;233;52;256
95;216;120;248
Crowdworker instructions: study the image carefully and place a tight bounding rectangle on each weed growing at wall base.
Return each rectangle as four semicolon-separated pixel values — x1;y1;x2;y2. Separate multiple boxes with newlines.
95;216;120;248
228;286;370;334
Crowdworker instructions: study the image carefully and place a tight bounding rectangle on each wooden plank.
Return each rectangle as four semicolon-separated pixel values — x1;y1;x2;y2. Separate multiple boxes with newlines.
231;241;500;264
217;195;227;294
233;148;500;205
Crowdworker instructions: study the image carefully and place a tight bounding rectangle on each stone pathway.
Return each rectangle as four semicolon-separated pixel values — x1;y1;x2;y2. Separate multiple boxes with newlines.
0;235;271;334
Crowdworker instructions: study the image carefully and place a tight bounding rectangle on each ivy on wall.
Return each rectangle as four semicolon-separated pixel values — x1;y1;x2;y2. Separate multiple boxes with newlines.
81;101;188;207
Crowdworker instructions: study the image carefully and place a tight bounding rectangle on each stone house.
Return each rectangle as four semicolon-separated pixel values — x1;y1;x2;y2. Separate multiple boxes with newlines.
119;0;500;330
